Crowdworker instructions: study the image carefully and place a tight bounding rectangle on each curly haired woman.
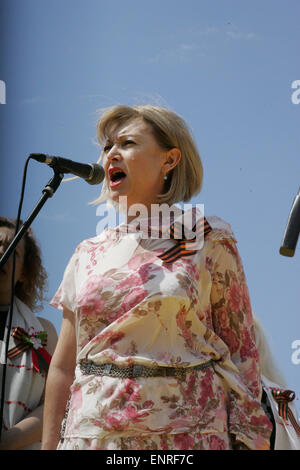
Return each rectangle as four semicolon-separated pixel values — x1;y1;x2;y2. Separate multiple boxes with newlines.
0;217;57;450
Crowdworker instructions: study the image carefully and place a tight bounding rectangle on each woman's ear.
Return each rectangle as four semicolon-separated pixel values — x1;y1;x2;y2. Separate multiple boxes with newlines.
163;148;181;173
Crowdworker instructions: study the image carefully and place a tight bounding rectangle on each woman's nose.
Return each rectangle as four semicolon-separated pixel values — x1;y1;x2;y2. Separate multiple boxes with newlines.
104;146;122;166
107;147;121;160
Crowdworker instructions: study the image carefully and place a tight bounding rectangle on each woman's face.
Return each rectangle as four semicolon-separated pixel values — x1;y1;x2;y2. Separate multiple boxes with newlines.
102;118;178;217
0;226;25;304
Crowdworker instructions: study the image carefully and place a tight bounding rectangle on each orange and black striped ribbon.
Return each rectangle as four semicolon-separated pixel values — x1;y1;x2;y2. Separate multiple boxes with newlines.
158;213;212;264
7;327;47;360
271;388;300;436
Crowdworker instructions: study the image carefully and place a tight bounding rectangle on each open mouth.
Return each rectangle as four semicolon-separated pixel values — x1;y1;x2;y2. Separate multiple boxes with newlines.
109;167;127;188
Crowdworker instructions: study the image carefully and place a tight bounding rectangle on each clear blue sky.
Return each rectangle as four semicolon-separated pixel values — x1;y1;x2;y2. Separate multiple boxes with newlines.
1;0;299;414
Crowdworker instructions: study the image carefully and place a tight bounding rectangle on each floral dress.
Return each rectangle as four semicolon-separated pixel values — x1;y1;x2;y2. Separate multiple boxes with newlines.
51;212;272;450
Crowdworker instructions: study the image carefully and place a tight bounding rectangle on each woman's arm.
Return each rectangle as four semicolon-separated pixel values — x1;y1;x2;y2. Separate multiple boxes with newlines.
209;237;273;449
41;307;76;450
0;404;44;450
209;238;260;398
0;317;58;450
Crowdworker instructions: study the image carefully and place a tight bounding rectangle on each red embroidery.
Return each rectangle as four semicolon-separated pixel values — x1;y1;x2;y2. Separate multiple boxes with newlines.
6;400;32;413
7;363;33;371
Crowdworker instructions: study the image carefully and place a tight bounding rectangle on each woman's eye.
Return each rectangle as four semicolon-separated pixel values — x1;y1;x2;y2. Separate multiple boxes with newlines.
103;140;134;153
123;140;135;146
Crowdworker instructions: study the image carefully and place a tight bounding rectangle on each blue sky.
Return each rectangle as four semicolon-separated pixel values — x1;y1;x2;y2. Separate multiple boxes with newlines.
1;0;299;414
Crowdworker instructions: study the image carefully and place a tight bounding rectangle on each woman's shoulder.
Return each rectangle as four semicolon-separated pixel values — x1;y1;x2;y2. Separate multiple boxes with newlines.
37;317;58;355
73;228;114;252
205;215;237;243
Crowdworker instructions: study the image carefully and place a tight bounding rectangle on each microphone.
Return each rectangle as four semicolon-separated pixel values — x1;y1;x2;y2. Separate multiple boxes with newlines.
30;153;105;185
280;188;300;257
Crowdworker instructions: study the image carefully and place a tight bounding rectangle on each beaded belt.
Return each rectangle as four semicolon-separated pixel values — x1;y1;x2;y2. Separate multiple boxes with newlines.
79;359;214;378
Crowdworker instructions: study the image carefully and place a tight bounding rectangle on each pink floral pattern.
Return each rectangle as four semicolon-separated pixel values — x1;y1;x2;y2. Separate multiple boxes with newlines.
51;217;272;450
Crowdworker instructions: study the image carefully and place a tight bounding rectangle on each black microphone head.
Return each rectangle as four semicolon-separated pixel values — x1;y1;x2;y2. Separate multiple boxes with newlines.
29;153;48;163
86;163;105;185
279;189;300;257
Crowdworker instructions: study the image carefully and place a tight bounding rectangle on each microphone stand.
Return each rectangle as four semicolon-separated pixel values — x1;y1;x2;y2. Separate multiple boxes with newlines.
0;171;64;270
0;169;64;441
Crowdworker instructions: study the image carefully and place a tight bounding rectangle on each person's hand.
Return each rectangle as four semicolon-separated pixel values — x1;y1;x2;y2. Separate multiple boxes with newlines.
230;434;250;450
233;441;249;450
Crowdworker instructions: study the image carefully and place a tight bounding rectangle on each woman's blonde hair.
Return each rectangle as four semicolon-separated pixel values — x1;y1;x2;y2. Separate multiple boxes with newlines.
92;105;203;207
253;313;286;387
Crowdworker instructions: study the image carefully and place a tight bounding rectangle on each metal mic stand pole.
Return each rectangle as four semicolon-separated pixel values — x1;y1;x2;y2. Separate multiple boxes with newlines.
0;170;64;441
0;171;64;269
